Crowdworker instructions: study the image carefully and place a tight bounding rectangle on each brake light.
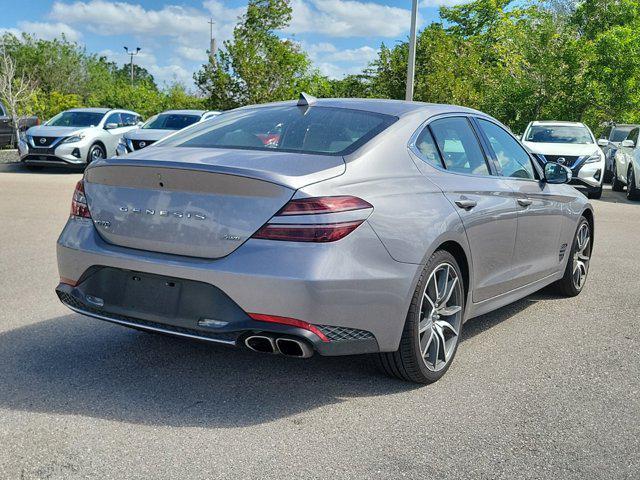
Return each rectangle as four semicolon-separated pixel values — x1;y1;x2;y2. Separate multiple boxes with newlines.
70;180;91;218
248;313;329;342
277;196;372;215
251;196;372;243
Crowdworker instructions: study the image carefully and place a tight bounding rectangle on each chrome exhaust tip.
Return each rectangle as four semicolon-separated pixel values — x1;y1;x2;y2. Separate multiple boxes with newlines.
244;335;277;354
275;338;314;358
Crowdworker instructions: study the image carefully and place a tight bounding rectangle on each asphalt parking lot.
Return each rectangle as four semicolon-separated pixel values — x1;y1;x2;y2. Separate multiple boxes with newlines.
0;162;638;480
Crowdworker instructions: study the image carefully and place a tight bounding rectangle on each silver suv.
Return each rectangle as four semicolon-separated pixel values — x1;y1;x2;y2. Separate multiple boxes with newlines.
116;110;220;155
19;108;142;168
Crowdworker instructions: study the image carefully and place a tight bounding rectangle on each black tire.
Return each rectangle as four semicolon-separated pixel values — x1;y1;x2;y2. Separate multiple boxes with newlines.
611;164;624;191
627;167;640;200
376;250;465;384
554;217;592;297
86;143;105;164
587;186;602;200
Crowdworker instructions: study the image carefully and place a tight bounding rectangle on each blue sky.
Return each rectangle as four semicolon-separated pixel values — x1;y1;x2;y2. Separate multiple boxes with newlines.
0;0;468;88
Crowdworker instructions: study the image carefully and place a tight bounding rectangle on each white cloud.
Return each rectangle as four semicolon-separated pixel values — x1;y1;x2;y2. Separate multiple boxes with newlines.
13;22;82;42
289;0;413;38
305;42;378;79
176;46;209;63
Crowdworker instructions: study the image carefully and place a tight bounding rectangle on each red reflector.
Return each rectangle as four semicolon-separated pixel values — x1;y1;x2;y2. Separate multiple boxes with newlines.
277;196;372;216
248;313;329;342
252;220;363;242
70;180;91;218
59;277;77;287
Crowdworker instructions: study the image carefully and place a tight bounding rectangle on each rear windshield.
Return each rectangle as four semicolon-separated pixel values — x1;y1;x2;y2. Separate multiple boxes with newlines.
525;125;593;144
143;113;201;130
159;106;398;155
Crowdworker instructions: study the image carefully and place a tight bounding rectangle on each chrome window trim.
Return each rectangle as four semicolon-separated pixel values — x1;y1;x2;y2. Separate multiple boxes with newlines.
408;112;499;179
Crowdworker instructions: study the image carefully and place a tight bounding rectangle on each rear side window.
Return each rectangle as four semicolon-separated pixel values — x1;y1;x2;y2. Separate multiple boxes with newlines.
429;117;491;176
628;128;639;145
105;113;122;127
160;106;397;155
414;127;443;168
477;119;535;180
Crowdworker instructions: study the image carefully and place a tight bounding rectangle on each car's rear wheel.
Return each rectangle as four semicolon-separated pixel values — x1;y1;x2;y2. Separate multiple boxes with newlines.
627;167;640;200
611;164;624;191
376;250;465;384
554;217;592;297
87;144;105;164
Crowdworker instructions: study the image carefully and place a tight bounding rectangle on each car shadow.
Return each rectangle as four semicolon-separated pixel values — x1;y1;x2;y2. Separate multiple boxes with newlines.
0;162;82;174
0;289;555;428
594;184;640;205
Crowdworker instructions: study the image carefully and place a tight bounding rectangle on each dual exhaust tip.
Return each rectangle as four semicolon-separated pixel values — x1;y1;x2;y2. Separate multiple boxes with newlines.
244;335;313;358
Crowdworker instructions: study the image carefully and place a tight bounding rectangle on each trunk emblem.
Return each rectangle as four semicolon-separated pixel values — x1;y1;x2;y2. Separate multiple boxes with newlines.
119;206;206;220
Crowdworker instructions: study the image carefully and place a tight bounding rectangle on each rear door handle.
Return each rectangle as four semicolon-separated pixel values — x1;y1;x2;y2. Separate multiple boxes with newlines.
455;199;477;210
517;198;533;207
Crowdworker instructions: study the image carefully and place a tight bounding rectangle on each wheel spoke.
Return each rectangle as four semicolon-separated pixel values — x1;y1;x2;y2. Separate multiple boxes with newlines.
423;291;435;309
432;329;440;366
419;316;432;334
434;323;447;362
435;319;458;337
421;329;434;357
440;276;458;306
438;305;462;317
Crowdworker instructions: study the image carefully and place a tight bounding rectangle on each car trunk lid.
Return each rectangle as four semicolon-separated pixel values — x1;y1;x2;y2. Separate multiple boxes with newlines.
83;146;345;259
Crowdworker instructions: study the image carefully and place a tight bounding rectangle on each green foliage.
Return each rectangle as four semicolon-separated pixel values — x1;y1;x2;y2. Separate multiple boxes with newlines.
194;0;328;109
1;32;201;120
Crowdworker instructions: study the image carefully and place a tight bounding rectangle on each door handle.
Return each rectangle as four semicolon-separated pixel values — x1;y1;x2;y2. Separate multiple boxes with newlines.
517;198;533;207
455;199;477;210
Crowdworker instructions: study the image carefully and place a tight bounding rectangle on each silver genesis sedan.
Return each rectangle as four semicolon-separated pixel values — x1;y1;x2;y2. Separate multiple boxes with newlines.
56;96;594;383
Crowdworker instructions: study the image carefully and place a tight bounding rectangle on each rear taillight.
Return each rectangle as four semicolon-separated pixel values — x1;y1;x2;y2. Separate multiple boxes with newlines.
251;196;372;243
70;180;91;218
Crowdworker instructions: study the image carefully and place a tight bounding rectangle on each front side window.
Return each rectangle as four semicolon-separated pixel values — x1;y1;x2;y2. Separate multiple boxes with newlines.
477;119;535;180
525;125;593;144
160;106;397;155
47;111;105;127
628;128;639;145
121;113;138;127
105;113;123;128
611;126;634;142
429;117;491;176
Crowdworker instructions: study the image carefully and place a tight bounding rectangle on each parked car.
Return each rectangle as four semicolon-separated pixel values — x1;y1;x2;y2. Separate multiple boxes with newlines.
55;97;594;384
521;120;605;199
18;108;142;168
116;109;220;155
0;101;39;148
598;123;638;182
611;125;640;200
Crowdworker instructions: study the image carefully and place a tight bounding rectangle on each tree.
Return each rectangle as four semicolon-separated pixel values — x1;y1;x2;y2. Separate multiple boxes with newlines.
0;42;37;145
194;0;325;109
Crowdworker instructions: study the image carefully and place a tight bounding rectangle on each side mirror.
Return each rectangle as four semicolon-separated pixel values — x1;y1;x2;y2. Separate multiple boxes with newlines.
621;139;635;148
597;138;609;147
104;122;118;130
544;162;572;184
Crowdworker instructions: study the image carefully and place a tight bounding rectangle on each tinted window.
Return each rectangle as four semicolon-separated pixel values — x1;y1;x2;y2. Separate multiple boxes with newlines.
121;113;137;127
47;111;105;127
429;117;490;175
628;128;639;145
105;113;122;127
143;114;201;130
611;126;634;142
161;106;397;155
414;127;443;168
477;119;535;180
525;125;593;144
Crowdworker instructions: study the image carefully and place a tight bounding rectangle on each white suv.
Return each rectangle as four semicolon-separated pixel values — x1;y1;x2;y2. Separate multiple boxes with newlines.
611;125;640;200
522;121;605;199
19;108;142;168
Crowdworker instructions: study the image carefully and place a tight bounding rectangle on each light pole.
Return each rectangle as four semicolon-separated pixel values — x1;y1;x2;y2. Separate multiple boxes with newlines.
405;0;418;101
123;46;141;85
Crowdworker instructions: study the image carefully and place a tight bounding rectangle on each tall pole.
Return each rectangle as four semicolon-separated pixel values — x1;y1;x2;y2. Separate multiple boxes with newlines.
123;46;141;85
405;0;418;101
208;18;217;63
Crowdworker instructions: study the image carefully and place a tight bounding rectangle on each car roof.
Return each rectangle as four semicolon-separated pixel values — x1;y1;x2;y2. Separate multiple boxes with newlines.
65;108;139;115
530;120;587;127
160;109;207;116
237;98;483;118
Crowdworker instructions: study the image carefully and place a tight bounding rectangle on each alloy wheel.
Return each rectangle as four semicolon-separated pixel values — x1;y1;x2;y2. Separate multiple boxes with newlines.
572;222;591;290
418;263;463;372
91;146;104;161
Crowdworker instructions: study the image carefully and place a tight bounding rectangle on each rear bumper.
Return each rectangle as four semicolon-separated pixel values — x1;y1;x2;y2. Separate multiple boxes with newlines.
56;218;419;354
